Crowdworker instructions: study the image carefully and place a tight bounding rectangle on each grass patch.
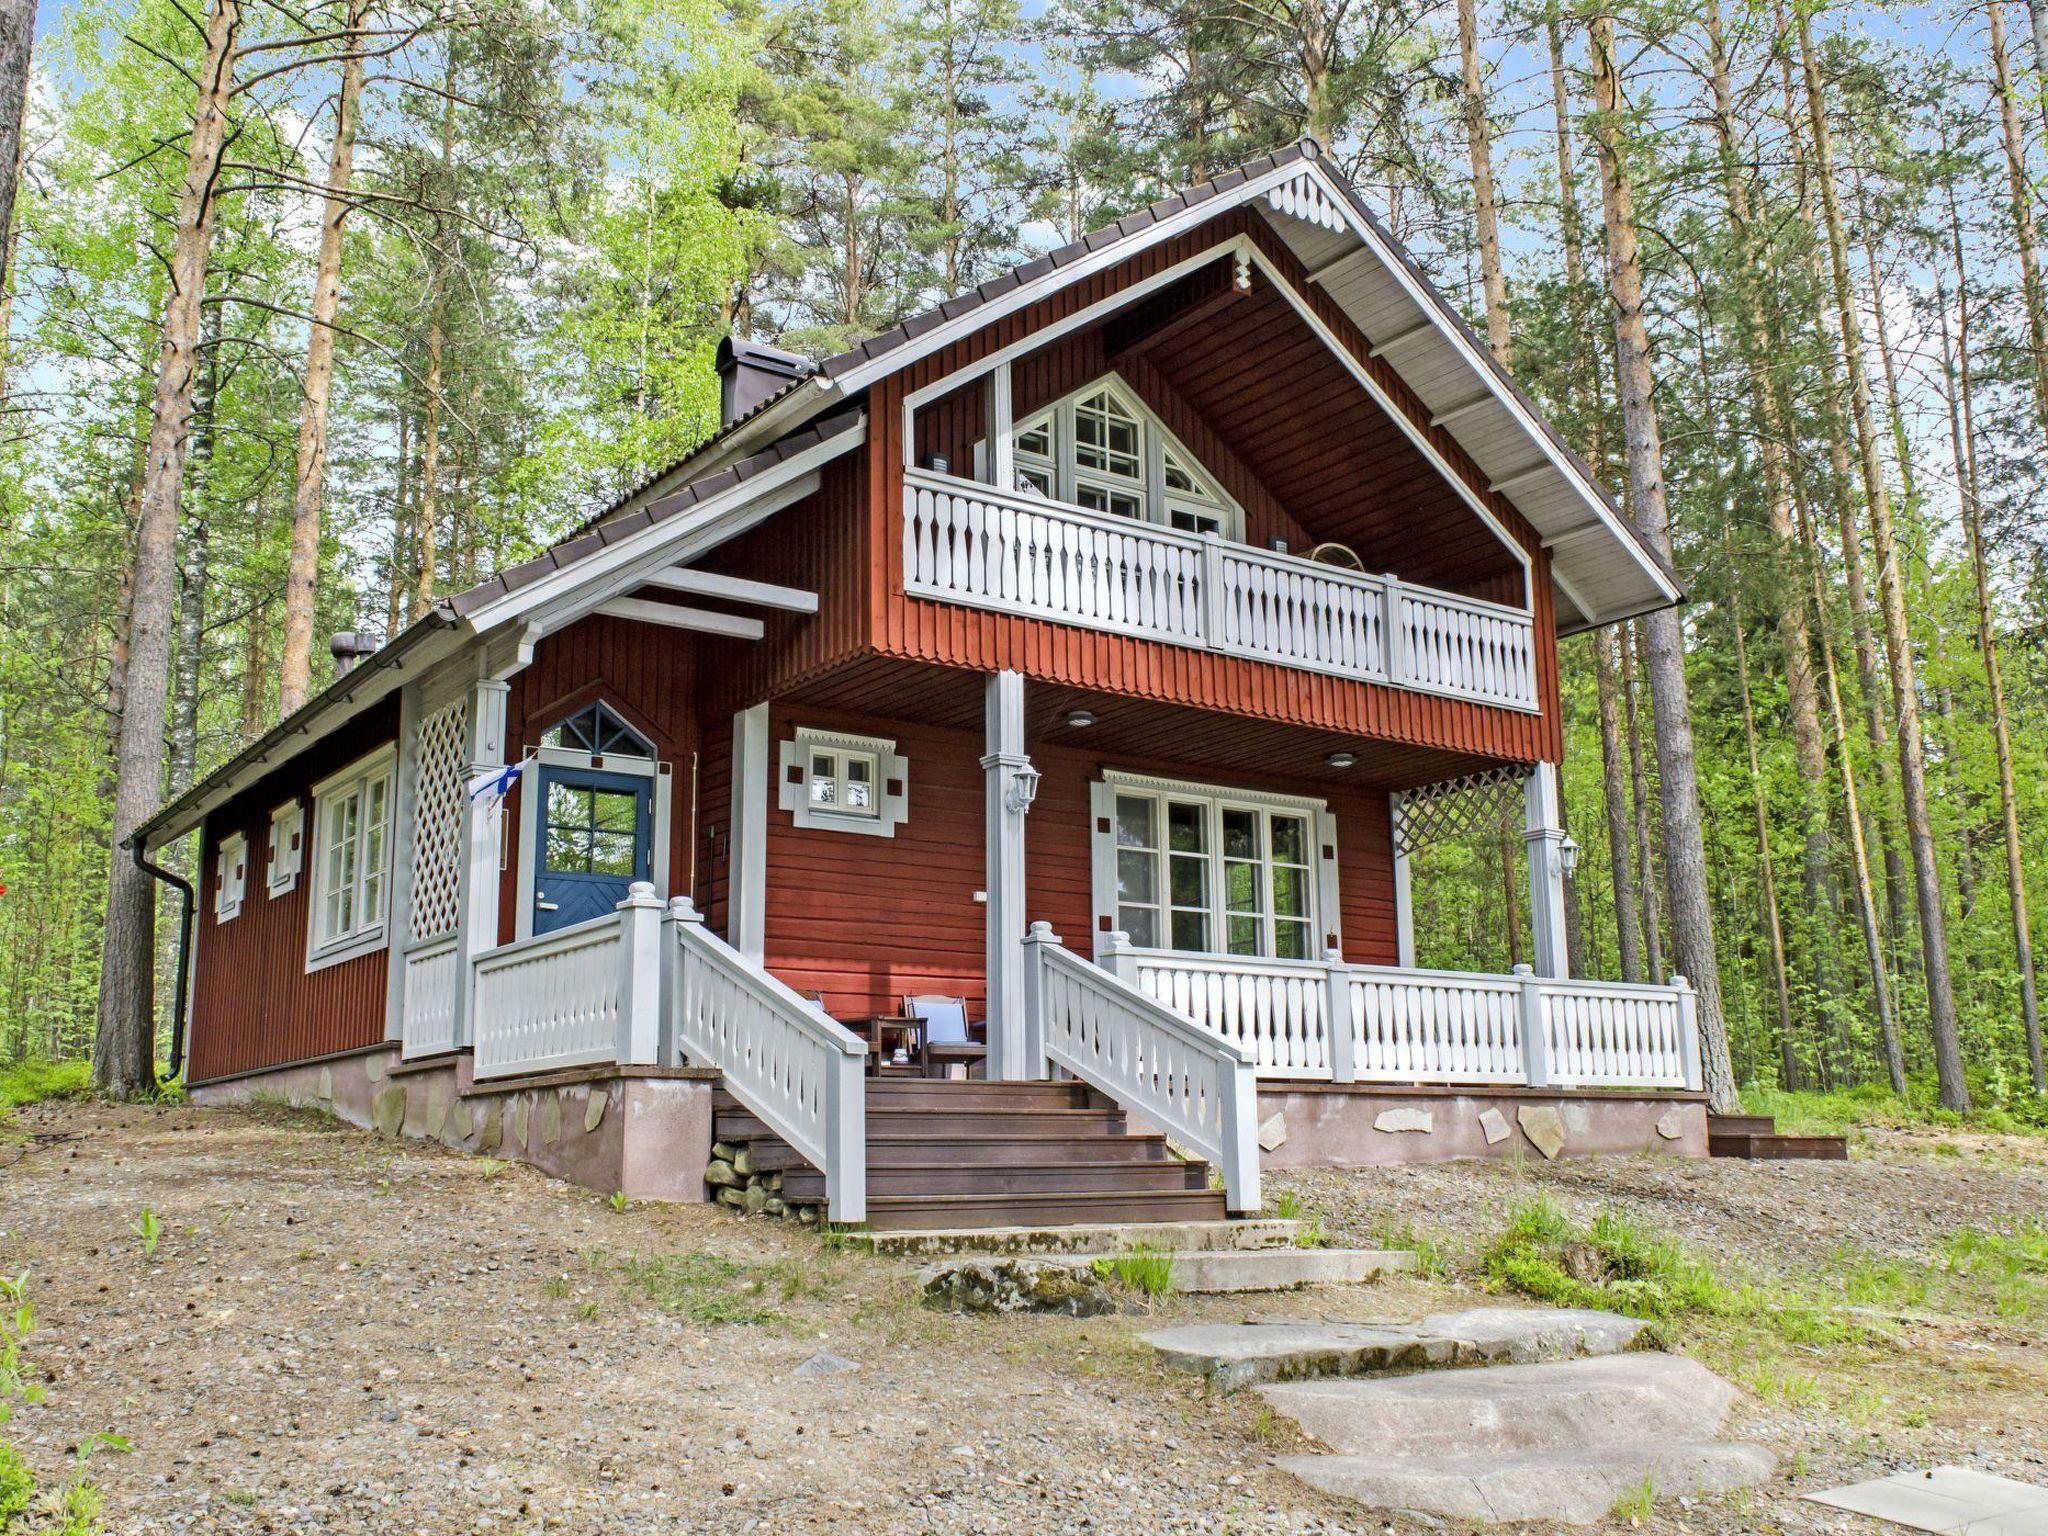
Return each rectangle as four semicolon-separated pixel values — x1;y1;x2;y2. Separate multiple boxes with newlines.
1482;1199;1725;1323
1092;1246;1176;1297
1610;1475;1656;1524
1374;1218;1450;1280
1744;1081;2048;1138
616;1252;824;1325
1270;1189;1305;1221
0;1060;89;1114
1941;1224;2048;1320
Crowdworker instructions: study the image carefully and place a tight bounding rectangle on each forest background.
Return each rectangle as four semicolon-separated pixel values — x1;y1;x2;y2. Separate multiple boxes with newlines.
3;0;2047;1121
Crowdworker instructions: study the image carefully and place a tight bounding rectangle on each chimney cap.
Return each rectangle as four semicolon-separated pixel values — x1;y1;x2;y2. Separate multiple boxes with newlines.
329;631;379;672
714;335;814;384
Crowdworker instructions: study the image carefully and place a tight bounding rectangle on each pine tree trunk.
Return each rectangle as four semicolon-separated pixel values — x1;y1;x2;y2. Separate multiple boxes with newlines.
1594;630;1645;980
1456;0;1511;365
414;313;443;617
0;0;30;313
387;404;411;641
278;2;369;715
1940;197;2045;1094
1987;0;2048;437
1796;5;1969;1109
1620;625;1665;978
1586;7;1738;1111
170;304;221;799
94;0;241;1100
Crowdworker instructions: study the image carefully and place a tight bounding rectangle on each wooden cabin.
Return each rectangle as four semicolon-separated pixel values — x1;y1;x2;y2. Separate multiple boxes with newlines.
140;142;1705;1231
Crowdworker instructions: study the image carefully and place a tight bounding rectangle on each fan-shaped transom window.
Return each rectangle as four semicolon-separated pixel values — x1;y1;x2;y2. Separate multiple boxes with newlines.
1010;376;1243;540
543;701;653;760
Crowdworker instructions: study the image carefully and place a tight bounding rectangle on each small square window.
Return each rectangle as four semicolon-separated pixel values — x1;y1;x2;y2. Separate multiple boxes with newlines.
214;832;247;923
267;801;304;897
781;729;908;838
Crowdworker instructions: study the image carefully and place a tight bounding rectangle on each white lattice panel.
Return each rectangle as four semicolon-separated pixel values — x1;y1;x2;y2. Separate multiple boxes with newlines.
1393;765;1528;857
409;697;468;944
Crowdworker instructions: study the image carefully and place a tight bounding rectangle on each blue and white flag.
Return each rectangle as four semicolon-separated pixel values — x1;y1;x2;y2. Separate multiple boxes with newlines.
469;756;531;803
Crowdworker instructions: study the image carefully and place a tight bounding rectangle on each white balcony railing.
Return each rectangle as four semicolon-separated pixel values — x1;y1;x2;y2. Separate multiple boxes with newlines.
902;468;1539;711
1108;935;1700;1091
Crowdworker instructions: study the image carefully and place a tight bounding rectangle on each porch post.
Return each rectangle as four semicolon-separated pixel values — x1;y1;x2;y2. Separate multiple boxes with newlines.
452;677;510;1049
987;359;1014;489
1522;761;1571;979
730;702;769;963
381;679;422;1043
982;669;1037;1079
1389;792;1415;969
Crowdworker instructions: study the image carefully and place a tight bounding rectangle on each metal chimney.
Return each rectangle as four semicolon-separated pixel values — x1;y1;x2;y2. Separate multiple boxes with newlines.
714;336;814;428
329;631;378;676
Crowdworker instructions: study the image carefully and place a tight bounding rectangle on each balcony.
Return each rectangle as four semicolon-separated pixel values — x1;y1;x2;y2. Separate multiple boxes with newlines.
901;468;1539;712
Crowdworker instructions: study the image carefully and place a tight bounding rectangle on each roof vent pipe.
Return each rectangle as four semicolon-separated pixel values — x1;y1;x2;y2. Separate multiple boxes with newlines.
329;631;378;675
715;336;814;428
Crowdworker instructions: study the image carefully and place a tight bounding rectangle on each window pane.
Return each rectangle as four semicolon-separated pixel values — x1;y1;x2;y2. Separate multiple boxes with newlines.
1018;466;1053;496
1225;860;1262;913
1271;815;1308;865
1169;508;1221;535
588;831;636;876
1119;906;1159;948
549;783;592;828
1166;801;1205;853
1274;919;1311;960
1107;489;1142;519
1115;796;1156;850
845;780;873;811
1017;421;1051;455
1272;865;1308;917
1117;848;1156;905
1221;808;1260;861
810;752;834;780
592;790;638;834
1227;915;1261;955
846;757;872;784
546;826;589;872
1169;853;1206;907
1170;910;1210;951
1164;455;1195;492
810;776;837;806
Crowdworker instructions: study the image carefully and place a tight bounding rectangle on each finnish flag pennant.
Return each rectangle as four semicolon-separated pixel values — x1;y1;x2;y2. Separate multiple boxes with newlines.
469;757;530;803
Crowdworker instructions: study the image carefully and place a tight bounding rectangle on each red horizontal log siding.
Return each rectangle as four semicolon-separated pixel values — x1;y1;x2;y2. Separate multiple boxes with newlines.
757;702;1399;1015
872;205;1565;765
496;613;706;944
189;700;399;1082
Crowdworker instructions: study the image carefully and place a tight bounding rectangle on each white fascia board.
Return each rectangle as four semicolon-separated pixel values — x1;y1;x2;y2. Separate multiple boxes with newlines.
1296;160;1681;608
461;421;862;637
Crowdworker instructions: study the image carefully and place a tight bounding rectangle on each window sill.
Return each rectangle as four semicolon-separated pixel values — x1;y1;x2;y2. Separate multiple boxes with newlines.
306;927;389;974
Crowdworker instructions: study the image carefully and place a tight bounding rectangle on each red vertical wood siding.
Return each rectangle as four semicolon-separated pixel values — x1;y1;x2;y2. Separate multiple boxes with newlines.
188;701;399;1082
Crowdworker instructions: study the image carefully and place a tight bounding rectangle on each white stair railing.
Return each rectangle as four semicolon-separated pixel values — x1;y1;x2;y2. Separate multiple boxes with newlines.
472;884;667;1080
665;898;869;1223
1025;923;1261;1213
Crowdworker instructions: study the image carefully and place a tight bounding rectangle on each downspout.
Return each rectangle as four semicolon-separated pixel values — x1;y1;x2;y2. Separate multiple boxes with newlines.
131;839;197;1082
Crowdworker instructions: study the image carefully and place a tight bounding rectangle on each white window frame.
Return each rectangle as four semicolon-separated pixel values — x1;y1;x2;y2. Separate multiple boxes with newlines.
1010;373;1245;541
266;800;304;897
778;727;910;838
214;832;247;923
306;745;396;971
1093;772;1340;961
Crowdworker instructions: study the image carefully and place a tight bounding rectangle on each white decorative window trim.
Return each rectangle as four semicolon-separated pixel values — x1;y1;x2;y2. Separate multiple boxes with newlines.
214;832;247;923
266;801;305;897
1007;372;1245;540
306;744;397;972
778;728;909;837
1090;771;1342;960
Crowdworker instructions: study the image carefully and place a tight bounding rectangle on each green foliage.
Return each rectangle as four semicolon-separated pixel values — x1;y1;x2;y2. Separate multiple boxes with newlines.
1610;1475;1656;1523
1745;1083;2048;1137
617;1251;821;1324
0;1062;90;1113
1941;1224;2048;1319
133;1209;161;1263
1482;1198;1728;1322
1091;1246;1176;1297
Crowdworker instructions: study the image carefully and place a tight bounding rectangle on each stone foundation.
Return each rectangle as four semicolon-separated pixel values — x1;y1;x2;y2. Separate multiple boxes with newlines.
1253;1084;1708;1168
189;1046;718;1202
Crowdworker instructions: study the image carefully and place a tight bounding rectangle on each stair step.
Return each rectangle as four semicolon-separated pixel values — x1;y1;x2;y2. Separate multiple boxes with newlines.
713;1105;1131;1142
863;1082;1089;1108
863;1133;1174;1165
1706;1113;1776;1136
1118;1247;1414;1295
1147;1307;1651;1393
855;1216;1300;1257
858;1187;1229;1232
1708;1131;1848;1161
783;1160;1209;1199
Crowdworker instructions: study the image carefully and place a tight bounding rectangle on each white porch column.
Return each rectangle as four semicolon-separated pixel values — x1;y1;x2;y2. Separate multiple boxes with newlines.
452;677;510;1048
381;681;422;1042
987;359;1014;489
730;702;769;963
1523;761;1571;979
1389;792;1415;969
981;670;1037;1079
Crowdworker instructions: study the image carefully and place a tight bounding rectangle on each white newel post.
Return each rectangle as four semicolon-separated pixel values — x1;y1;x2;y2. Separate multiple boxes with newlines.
1381;575;1406;685
1523;761;1571;979
1098;928;1141;985
453;677;509;1049
1020;920;1055;1072
1673;973;1703;1091
1514;962;1552;1088
1321;949;1358;1083
1389;792;1416;969
614;882;665;1066
730;703;769;963
982;670;1037;1080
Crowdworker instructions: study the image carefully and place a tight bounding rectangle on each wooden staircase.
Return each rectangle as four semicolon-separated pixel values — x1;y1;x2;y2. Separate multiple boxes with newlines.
1707;1113;1848;1161
711;1078;1230;1230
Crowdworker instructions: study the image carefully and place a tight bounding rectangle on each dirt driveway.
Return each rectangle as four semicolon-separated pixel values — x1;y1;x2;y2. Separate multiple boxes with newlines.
3;1100;2044;1534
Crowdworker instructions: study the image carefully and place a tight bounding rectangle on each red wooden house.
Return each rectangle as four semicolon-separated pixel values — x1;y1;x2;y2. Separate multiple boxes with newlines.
140;142;1704;1231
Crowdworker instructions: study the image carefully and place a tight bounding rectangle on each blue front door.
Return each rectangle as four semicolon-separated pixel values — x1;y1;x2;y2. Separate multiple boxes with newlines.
532;766;654;934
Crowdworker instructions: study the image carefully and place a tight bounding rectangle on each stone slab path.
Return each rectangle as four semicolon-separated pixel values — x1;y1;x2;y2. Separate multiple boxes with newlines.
1804;1466;2048;1534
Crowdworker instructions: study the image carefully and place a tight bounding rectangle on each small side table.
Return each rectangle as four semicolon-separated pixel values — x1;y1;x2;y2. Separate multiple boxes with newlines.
846;1014;921;1074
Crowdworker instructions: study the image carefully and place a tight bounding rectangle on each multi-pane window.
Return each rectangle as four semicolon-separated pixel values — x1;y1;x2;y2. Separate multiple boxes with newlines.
545;782;642;876
807;746;879;818
1113;786;1318;960
543;701;652;759
309;750;392;962
1010;376;1242;539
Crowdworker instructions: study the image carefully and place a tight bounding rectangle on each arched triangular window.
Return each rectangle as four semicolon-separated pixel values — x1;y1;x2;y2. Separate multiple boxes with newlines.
543;701;653;759
1010;374;1243;539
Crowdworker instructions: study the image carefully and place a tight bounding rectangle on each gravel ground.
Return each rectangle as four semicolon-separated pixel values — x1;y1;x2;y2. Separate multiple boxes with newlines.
2;1101;2044;1535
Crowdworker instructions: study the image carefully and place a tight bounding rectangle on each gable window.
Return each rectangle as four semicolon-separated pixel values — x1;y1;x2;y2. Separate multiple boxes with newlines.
214;832;247;923
1103;776;1325;960
307;747;394;968
543;700;653;760
1010;375;1244;540
267;801;304;897
778;727;910;837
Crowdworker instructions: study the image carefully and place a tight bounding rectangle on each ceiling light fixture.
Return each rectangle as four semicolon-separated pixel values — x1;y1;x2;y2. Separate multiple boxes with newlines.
1324;750;1358;769
1064;709;1097;728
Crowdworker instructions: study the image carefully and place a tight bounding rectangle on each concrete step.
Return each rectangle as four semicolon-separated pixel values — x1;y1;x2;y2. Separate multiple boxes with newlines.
1087;1247;1415;1295
1260;1353;1738;1460
1276;1441;1776;1526
1147;1306;1650;1392
853;1217;1302;1258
